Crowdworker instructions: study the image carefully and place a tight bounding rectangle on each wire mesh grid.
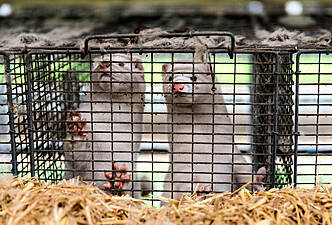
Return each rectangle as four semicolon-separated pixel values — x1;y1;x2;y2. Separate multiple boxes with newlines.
9;52;29;177
5;46;293;203
294;50;332;188
0;52;12;176
3;33;330;204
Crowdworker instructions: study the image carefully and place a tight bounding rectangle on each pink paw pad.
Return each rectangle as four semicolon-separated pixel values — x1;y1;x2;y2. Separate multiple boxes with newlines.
197;185;213;195
103;163;131;195
66;111;88;138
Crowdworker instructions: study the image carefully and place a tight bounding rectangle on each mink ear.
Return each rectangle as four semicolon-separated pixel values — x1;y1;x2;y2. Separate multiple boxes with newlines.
93;59;102;71
132;56;144;71
162;64;170;74
93;55;108;71
135;60;144;71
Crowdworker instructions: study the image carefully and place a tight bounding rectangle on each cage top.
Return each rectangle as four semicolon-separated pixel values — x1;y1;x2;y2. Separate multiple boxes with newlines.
1;28;331;53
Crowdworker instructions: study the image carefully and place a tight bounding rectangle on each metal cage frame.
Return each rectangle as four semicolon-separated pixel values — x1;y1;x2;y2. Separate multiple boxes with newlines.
0;32;331;201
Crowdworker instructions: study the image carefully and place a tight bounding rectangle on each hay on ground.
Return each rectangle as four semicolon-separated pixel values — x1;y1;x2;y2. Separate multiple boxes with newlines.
1;175;332;225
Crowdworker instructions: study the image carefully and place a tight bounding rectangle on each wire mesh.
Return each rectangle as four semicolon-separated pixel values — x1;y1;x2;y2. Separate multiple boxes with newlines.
8;52;33;177
5;34;332;205
294;50;332;188
9;46;291;204
0;52;12;176
25;52;88;181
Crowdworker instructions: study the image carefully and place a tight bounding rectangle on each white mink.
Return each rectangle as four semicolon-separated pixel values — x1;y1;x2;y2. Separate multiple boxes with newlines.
64;54;145;195
161;60;265;200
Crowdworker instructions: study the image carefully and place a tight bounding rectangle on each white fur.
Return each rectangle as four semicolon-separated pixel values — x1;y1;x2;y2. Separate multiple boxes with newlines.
64;54;145;196
161;60;258;200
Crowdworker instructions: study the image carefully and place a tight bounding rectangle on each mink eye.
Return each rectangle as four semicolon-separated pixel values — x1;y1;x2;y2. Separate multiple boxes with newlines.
168;76;172;81
190;76;197;82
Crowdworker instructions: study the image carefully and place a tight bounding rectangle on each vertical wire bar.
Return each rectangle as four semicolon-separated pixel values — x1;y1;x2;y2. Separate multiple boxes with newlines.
43;54;48;179
211;53;215;191
13;54;19;171
150;53;154;203
251;52;256;174
40;54;46;178
293;52;301;188
314;53;321;184
16;54;24;175
130;53;134;194
131;53;137;195
89;52;95;182
64;53;73;181
232;53;237;190
110;53;114;189
130;53;137;194
46;53;52;180
191;54;194;193
271;53;280;188
2;52;18;176
249;53;255;187
26;53;36;177
170;53;174;199
34;54;41;178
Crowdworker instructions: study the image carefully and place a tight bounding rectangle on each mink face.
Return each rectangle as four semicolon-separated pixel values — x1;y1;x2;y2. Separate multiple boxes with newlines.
65;54;145;195
92;54;145;94
162;61;214;105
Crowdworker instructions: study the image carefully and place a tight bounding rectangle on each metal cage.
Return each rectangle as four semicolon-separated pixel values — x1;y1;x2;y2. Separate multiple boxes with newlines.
0;32;330;205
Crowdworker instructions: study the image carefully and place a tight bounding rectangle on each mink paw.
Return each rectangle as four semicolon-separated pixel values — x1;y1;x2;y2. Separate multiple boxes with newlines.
103;163;131;195
192;185;213;200
66;111;88;137
254;167;267;192
196;185;213;195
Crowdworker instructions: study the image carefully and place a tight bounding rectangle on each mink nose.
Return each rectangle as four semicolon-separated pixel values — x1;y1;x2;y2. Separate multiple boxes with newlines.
173;84;184;93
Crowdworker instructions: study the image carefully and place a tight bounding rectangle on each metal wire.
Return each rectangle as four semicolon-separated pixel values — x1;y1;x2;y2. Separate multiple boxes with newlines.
295;50;332;188
0;52;14;176
2;39;330;204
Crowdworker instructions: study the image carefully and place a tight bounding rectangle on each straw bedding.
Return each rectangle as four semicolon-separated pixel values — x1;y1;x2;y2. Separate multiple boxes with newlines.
0;175;331;225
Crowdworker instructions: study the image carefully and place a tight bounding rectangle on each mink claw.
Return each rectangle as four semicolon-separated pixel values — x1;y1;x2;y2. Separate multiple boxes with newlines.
103;163;131;195
66;111;88;137
104;171;112;180
192;185;213;200
103;183;112;190
197;185;213;195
